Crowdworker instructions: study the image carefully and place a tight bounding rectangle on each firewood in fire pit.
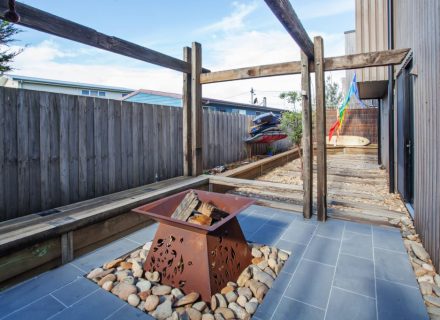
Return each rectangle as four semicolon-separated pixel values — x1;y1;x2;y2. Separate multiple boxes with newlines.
171;191;200;221
198;201;216;217
171;191;230;226
188;213;213;226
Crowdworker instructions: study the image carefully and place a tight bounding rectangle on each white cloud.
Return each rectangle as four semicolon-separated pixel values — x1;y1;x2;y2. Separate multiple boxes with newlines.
10;40;182;92
199;1;258;34
9;9;349;110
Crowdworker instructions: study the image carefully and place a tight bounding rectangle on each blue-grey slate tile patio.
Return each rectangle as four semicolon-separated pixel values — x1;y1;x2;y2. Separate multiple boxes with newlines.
0;205;429;320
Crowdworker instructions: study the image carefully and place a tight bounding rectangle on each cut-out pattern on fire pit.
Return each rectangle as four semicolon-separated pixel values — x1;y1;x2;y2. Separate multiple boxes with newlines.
144;217;252;301
208;228;245;289
148;235;188;289
133;189;256;302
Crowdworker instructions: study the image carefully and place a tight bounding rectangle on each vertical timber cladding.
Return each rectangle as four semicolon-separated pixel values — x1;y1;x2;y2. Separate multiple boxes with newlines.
314;36;327;221
394;0;440;270
355;0;389;82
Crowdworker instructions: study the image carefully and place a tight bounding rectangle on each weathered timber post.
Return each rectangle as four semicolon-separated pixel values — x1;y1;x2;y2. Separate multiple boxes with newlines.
191;42;203;176
182;47;192;176
301;51;313;219
314;36;327;221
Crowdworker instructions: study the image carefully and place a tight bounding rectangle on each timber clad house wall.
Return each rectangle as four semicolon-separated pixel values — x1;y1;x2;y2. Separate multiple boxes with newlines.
355;0;440;269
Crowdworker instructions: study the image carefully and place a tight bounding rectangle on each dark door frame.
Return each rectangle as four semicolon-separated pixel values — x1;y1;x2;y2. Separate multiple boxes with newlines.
396;57;415;210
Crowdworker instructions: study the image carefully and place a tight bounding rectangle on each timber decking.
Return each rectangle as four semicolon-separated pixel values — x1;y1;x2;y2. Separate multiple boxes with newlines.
216;149;407;226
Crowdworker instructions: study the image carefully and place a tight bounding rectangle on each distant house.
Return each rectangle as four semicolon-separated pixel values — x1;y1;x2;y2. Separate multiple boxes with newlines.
0;75;134;100
124;89;284;116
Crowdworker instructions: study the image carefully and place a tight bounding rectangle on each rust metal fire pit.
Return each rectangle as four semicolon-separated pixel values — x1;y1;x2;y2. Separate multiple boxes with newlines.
132;189;255;302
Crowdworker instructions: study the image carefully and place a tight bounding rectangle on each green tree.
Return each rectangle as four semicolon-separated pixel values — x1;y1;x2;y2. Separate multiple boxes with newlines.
280;111;303;171
325;76;343;108
0;20;22;74
279;91;301;111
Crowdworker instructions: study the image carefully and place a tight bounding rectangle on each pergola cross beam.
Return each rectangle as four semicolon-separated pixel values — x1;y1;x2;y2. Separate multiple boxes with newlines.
0;1;210;74
200;48;410;84
264;0;314;59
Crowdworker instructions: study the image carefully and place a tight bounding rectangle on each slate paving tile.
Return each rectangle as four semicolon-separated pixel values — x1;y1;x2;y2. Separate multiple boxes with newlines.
270;271;293;295
249;225;285;246
281;221;317;245
105;305;153;319
275;239;307;274
124;224;158;244
49;289;125;320
240;215;268;239
0;264;82;318
253;272;293;319
51;277;99;307
334;254;375;298
272;297;324;320
341;231;373;260
72;238;140;272
373;226;406;253
303;235;340;266
243;205;276;218
2;295;65;320
344;221;372;235
376;279;429;320
253;289;284;320
285;259;334;309
374;248;418;287
265;211;299;229
325;287;376;320
316;219;345;240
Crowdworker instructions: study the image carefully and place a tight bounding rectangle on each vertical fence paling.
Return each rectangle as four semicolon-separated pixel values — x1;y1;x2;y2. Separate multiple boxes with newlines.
0;87;289;221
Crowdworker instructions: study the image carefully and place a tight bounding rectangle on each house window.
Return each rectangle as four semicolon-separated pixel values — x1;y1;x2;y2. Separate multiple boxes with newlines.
90;90;99;96
98;91;106;97
122;93;128;97
81;90;90;96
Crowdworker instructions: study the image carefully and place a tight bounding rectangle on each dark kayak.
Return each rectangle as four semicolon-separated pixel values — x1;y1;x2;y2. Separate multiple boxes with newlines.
249;123;281;136
252;112;280;125
245;132;287;144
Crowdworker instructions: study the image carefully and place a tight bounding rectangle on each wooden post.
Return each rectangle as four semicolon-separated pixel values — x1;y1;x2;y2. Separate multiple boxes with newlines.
314;36;327;221
61;231;74;264
182;47;192;176
191;42;203;176
301;51;313;219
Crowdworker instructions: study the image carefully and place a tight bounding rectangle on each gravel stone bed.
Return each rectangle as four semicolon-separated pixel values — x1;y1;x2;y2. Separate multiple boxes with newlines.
87;242;290;320
393;215;440;320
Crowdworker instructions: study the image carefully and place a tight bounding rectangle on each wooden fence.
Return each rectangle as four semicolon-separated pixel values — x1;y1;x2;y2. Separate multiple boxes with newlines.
0;87;289;221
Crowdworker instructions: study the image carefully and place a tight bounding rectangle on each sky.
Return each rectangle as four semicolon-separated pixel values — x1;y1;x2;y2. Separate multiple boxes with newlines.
8;0;355;109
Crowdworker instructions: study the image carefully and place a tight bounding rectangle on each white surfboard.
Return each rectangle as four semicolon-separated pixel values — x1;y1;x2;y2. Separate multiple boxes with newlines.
326;135;370;146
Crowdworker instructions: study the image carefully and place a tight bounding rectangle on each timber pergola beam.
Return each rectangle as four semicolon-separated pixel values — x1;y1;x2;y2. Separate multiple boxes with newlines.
264;0;314;59
200;48;410;84
0;1;210;74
